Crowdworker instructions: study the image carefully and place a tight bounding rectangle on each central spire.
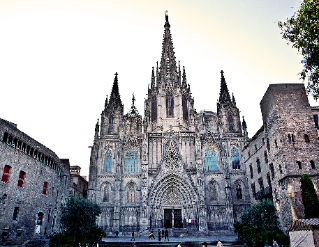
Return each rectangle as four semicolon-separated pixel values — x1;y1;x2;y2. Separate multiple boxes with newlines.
159;11;178;85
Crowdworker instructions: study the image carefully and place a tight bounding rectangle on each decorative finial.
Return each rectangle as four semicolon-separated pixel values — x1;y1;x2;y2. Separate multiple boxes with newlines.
220;70;224;78
165;10;168;22
115;72;118;77
132;93;136;106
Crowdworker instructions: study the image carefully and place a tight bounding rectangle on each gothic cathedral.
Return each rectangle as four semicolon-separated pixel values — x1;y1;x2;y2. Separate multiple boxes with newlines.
88;14;250;235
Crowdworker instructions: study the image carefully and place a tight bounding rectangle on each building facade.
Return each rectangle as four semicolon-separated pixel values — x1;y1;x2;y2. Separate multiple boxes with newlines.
0;118;70;245
243;84;319;232
69;164;88;198
88;14;251;235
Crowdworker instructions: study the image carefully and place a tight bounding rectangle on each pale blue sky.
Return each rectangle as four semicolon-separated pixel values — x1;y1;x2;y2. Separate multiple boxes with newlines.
0;0;312;177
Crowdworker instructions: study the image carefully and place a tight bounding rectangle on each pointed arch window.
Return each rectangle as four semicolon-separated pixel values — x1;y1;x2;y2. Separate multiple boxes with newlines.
231;147;240;169
166;93;174;118
108;116;114;134
126;149;137;173
204;147;217;171
151;96;157;122
103;184;109;202
127;183;135;203
228;114;234;131
182;95;188;121
104;150;112;172
209;181;218;201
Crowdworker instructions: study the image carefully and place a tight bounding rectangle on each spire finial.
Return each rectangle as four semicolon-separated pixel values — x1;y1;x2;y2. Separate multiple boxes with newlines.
165;10;168;22
132;93;135;106
221;70;224;78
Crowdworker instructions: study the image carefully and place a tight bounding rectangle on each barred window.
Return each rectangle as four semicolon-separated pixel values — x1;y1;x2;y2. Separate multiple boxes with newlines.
205;147;217;171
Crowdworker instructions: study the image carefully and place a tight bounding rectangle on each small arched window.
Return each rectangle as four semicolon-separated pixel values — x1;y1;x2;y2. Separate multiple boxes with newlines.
204;147;217;171
297;161;302;169
310;160;315;169
288;134;292;143
304;134;310;143
126;149;137;173
257;158;261;173
104;150;112;172
231;147;240;169
166;93;174;118
127;183;135;203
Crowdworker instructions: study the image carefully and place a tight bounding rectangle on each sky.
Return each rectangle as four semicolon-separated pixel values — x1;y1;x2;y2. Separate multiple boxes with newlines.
0;0;315;178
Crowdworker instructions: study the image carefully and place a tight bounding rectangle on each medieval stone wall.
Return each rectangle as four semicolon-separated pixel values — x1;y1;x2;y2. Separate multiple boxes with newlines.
0;118;70;245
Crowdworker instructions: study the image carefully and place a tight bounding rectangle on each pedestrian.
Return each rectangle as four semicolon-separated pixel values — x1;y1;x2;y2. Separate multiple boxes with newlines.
202;242;208;247
186;228;189;236
158;228;161;241
273;239;279;247
162;229;164;237
131;231;135;241
78;242;81;247
85;243;88;247
177;242;182;247
217;240;223;247
116;230;119;237
149;229;155;239
133;242;137;247
165;228;169;241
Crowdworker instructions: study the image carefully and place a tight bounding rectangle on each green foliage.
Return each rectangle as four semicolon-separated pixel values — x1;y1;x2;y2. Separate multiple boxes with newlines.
234;199;289;247
301;173;319;218
278;0;319;99
49;196;105;247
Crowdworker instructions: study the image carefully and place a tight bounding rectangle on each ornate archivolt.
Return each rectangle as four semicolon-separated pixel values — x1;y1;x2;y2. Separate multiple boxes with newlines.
149;138;198;208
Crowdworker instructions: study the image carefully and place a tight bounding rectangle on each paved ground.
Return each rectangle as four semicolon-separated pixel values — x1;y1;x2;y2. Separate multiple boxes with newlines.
100;235;243;247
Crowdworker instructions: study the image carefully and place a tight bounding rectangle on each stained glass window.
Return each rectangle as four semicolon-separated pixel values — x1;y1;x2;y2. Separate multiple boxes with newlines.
126;149;137;172
205;147;217;171
104;150;112;172
231;147;240;169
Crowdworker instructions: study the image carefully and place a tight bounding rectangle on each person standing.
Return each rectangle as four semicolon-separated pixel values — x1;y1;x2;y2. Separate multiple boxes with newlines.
131;231;135;241
158;229;161;241
217;240;223;247
116;230;119;237
164;228;169;241
273;239;279;247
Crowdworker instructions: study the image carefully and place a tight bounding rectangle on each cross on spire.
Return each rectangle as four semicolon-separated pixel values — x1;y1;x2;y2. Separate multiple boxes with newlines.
132;93;135;106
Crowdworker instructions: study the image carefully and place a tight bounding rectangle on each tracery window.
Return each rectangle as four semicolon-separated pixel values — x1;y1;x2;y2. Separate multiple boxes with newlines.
151;96;157;122
228;114;234;132
231;147;240;169
204;147;217;171
104;150;112;172
103;184;109;202
127;183;135;203
166;93;174;118
236;183;242;200
126;149;137;173
182;95;188;121
209;181;218;201
108;116;114;133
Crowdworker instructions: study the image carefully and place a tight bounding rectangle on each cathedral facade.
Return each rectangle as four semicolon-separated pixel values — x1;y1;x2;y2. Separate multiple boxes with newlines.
88;14;250;235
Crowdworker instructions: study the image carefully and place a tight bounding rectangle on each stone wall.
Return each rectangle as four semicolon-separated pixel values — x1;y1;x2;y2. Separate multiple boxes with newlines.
0;118;70;245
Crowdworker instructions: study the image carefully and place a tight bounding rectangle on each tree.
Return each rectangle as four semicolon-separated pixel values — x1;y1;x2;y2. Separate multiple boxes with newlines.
278;0;319;99
49;196;105;247
234;199;289;247
301;173;319;218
